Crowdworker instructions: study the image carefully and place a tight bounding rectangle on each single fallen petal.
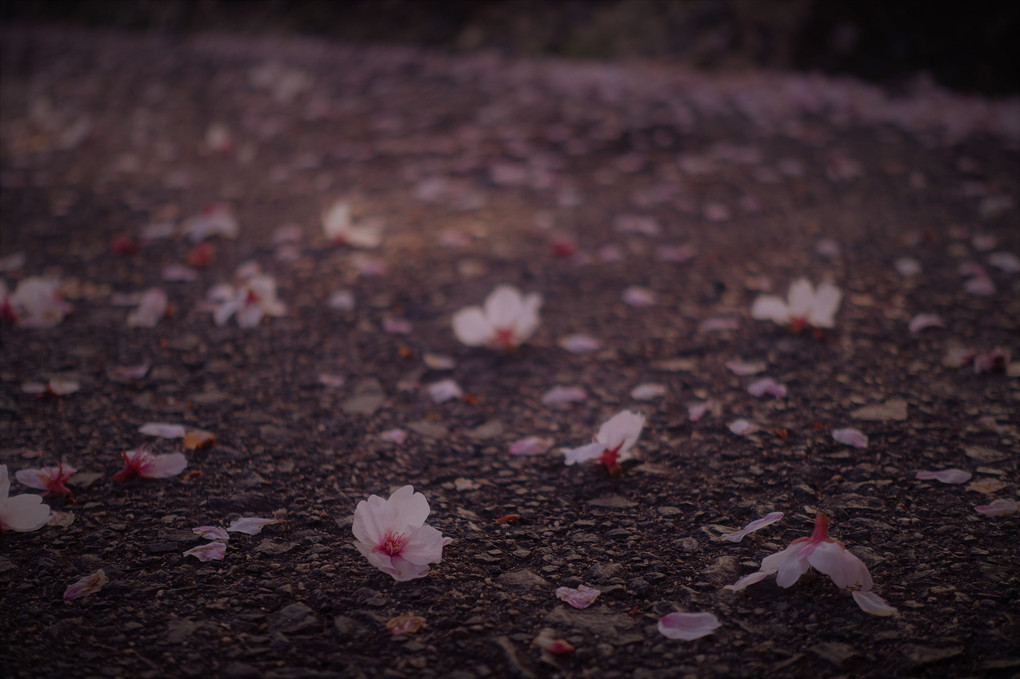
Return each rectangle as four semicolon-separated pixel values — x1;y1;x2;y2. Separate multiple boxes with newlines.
558;334;602;354
382;317;412;334
193;525;230;541
386;613;426;637
423;353;456;370
139;422;187;438
747;377;787;398
909;313;944;334
974;499;1018;517
915;469;972;484
509;436;554;456
64;569;109;600
852;590;897;617
726;360;766;376
108;362;151;380
622;286;656;308
532;629;575;655
184;542;227;562
723;571;770;592
964;276;995;296
317;373;346;388
631;383;667;401
541;385;588;406
657;612;721;641
380;428;408;445
729;419;758;436
833;428;868;448
720;512;784;542
227;517;282;535
555;584;601;609
688;400;716;422
427;379;463;404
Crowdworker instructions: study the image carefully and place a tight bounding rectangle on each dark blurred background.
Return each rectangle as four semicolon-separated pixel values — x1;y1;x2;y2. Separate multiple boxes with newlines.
3;0;1018;97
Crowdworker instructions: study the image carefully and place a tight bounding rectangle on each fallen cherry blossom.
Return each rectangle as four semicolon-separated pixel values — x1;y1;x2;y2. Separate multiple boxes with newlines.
622;286;656;308
747;377;787;398
974;499;1018;517
139;422;186;438
541;385;588;406
729;419;758;436
720;512;784;542
1;465;51;532
193;525;230;541
126;288;168;328
726;359;766;376
322;200;383;248
64;569;109;600
908;313;944;334
184;542;227;562
562;410;644;476
973;348;1008;374
452;285;542;350
113;445;187;482
427;379;463;404
227;517;281;535
22;378;80;397
658;612;721;641
558;334;602;354
509;436;554;456
15;463;76;497
204;274;287;328
532;628;575;655
832;428;868;448
386;613;426;637
631;383;667;401
183;203;238;242
915;469;972;484
750;278;842;331
555;584;601;609
3;277;73;328
352;485;451;581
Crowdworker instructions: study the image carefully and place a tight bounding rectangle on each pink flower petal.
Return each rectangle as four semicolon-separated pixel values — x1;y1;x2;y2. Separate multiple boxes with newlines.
832;428;868;448
382;317;412;334
138;422;187;438
657;612;721;641
227;517;281;535
726;359;766;376
139;452;187;479
964;276;995;296
908;313;943;334
183;542;226;562
427;379;463;404
688;400;716;422
915;469;972;484
558;334;602;354
630;383;666;401
381;428;408;445
622;286;656;308
974;499;1018;517
193;526;230;541
723;571;770;592
509;437;554;456
541;385;588;406
317;373;345;388
555;584;601;609
894;257;922;277
64;569;109;600
729;419;758;436
720;512;784;542
747;377;787;398
109;362;151;380
852;590;897;617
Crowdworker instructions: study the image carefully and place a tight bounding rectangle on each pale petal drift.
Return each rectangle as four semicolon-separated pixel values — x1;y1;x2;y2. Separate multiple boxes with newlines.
747;377;787;398
193;525;230;541
725;512;896;617
1;464;51;532
658;612;721;640
729;419;758;436
750;278;842;331
15;463;76;498
555;584;601;609
974;499;1018;517
562;410;645;476
452;285;542;350
915;469;972;484
720;512;784;542
113;445;187;482
352;485;451;582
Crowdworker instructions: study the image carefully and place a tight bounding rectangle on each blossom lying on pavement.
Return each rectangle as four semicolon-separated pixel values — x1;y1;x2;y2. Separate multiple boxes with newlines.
658;612;721;640
750;278;842;331
974;499;1017;517
204;273;286;328
64;569;109;600
720;512;784;542
113;445;187;482
139;422;187;438
322;200;383;248
725;512;896;617
15;463;76;498
2;277;73;328
562;410;645;476
1;465;51;532
452;285;542;350
352;486;451;582
555;584;601;609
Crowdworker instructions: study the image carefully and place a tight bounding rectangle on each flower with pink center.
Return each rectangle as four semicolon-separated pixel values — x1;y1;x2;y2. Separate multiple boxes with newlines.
750;278;842;332
562;410;645;476
3;277;73;328
352;486;451;582
205;273;286;328
452;286;542;351
113;444;187;482
0;465;51;532
725;512;896;616
15;463;77;498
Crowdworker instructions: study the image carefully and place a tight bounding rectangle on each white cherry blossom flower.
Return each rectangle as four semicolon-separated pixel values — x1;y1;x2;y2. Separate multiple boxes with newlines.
1;465;51;532
322;200;383;248
205;274;286;328
562;410;644;476
126;288;168;328
4;277;72;328
452;285;542;350
750;278;842;331
352;485;451;582
15;463;76;498
113;444;187;482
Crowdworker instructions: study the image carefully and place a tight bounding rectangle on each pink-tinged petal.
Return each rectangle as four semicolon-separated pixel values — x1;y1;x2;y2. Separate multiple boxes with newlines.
786;279;815;319
774;549;810;588
193;526;230;541
558;334;601;354
227;517;281;535
943;345;976;368
109;362;151;380
973;348;1008;374
806;541;873;590
815;238;841;259
387;486;432;532
909;313;944;334
761;542;805;575
726;359;766;376
555;584;601;609
656;243;696;262
915;469;972;484
14;468;52;492
747;377;787;398
48;379;80;396
126;288;168;328
541;385;588;406
452;307;492;346
832;428;868;448
964;276;995;296
63;569;109;599
729;419;758;436
317;373;345;388
657;612;721;641
852;590;897;616
720;512;784;542
235;303;264;329
184;542;226;562
723;571;770;592
699;316;739;332
808;283;842;328
974;499;1018;517
138;422;187;438
484;286;525;330
21;382;48;395
399;524;447;566
622;286;656;308
382;317;412;334
380;428;408;445
595;411;645;454
427;379;463;404
138;452;187;479
630;383;666;401
384;555;432;582
533;629;575;654
328;289;355;311
562;442;607;465
750;296;790;324
509;436;554;456
0;492;52;532
688;400;716;422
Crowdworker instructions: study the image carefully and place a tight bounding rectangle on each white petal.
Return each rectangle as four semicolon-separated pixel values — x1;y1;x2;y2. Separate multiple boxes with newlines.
807;541;872;590
387;486;432;532
63;569;109;599
786;279;815;319
509;437;554;456
750;296;789;324
807;283;842;328
452;307;493;346
400;524;447;566
726;359;766;376
557;334;601;354
541;385;588;406
0;492;51;532
974;499;1018;517
720;512;784;542
484;286;524;330
747;377;787;398
427;379;462;404
227;517;281;535
595;411;645;453
657;612;721;641
622;286;656;308
193;525;230;541
183;542;227;562
139;452;187;478
852;590;897;616
915;469;972;484
908;313;943;334
562;442;606;465
832;428;868;448
729;419;758;436
630;383;666;401
555;584;601;609
138;422;187;438
894;257;922;277
724;571;770;592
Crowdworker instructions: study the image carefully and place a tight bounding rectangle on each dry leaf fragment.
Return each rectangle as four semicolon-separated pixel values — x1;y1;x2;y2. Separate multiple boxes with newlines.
184;430;216;450
386;613;426;637
64;569;109;600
